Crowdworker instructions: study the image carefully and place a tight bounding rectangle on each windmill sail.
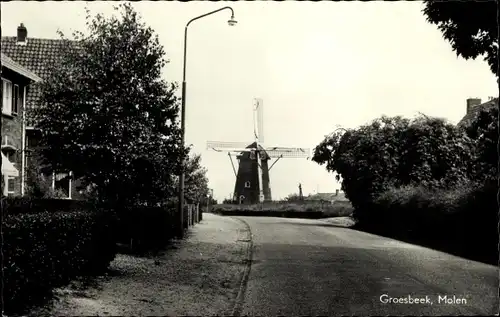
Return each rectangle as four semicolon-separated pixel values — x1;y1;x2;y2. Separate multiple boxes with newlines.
207;140;256;151
265;146;310;158
253;98;264;143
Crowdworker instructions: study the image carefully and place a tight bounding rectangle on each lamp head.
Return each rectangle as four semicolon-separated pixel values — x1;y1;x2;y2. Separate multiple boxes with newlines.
228;15;237;26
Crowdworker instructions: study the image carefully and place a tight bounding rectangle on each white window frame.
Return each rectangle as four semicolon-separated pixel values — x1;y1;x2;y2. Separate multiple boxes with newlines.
239;195;245;204
244;181;251;188
52;170;73;199
12;84;20;115
2;78;13;116
7;176;16;195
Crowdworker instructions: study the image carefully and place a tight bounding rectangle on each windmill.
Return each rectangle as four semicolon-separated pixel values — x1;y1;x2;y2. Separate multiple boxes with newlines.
207;98;310;204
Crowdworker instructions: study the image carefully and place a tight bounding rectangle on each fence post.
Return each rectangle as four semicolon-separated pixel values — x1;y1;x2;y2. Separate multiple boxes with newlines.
194;203;197;224
198;203;201;222
196;203;199;223
189;204;192;227
191;204;194;226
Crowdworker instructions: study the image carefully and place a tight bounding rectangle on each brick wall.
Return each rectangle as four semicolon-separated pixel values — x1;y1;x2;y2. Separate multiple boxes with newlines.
1;73;26;197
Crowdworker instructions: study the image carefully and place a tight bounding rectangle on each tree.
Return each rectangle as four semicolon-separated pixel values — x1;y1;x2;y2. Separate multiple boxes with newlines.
35;4;185;206
180;153;210;204
422;0;499;77
463;105;498;183
284;193;303;202
312;115;474;214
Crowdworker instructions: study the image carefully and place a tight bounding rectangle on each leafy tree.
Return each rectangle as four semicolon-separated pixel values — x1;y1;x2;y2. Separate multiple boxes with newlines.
422;0;499;77
173;153;210;205
34;4;185;206
313;115;474;214
222;198;234;204
284;193;303;202
463;105;498;183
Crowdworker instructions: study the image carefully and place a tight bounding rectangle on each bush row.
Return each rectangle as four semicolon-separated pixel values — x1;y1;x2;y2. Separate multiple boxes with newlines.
115;205;178;253
356;182;497;265
3;196;94;214
2;198;117;315
212;208;326;219
3;197;203;314
212;201;353;217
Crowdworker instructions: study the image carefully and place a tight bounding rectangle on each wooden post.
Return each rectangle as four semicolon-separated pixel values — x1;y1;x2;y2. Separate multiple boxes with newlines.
190;204;193;226
196;203;199;223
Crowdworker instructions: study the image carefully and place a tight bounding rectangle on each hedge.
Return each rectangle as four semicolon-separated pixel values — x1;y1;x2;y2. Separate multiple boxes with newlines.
212;209;325;219
114;205;177;253
357;182;497;265
2;197;117;315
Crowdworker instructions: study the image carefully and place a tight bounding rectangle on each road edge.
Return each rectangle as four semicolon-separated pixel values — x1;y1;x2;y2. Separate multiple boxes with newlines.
229;216;254;317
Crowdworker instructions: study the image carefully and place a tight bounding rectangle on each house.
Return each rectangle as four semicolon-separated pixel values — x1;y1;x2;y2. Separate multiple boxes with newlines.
458;97;499;127
306;190;347;203
1;23;82;199
1;52;42;197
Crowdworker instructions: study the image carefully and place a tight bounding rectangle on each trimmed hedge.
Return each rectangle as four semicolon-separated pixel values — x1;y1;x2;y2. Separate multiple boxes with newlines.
211;201;353;219
357;182;497;265
3;196;93;214
2;197;117;315
212;209;325;219
115;205;177;253
211;201;353;218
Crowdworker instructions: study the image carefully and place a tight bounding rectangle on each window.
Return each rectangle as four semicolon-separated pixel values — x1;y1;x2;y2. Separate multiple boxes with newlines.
250;151;256;160
244;181;251;188
2;79;13;115
7;176;16;195
239;195;245;204
12;84;20;114
53;171;71;198
5;150;16;162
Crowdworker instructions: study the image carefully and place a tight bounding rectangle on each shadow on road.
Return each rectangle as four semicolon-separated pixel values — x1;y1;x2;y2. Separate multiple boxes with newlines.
267;219;498;267
270;221;352;229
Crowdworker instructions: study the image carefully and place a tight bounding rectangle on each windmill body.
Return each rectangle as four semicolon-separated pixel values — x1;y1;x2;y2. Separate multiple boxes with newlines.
207;99;310;204
233;142;272;204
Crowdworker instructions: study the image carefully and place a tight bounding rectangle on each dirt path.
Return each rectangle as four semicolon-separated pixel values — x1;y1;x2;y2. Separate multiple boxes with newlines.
29;213;252;316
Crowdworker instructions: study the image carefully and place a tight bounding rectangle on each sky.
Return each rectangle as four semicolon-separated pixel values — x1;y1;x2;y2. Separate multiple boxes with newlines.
2;1;498;202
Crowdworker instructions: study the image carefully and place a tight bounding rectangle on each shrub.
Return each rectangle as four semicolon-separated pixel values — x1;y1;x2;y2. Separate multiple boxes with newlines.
313;115;474;219
211;201;353;218
115;205;177;253
363;181;497;264
2;198;117;315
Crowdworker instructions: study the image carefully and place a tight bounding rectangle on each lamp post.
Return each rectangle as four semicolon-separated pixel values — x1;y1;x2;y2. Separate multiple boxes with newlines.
177;7;237;239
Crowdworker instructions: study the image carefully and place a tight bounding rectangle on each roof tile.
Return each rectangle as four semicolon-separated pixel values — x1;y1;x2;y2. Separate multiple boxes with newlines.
1;36;69;126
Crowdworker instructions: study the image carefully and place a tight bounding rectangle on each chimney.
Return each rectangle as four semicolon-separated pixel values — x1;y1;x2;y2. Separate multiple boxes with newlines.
335;189;339;196
466;98;481;114
17;23;28;45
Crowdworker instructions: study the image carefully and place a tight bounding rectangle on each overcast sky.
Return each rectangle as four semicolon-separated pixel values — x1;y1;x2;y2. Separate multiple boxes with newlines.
2;1;498;201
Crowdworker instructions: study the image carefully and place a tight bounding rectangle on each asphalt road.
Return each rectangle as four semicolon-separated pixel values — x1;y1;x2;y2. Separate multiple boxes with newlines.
236;216;498;316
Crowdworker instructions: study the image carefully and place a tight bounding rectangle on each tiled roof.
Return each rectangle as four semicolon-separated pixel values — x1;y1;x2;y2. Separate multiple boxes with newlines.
458;98;499;127
1;36;70;126
1;53;42;82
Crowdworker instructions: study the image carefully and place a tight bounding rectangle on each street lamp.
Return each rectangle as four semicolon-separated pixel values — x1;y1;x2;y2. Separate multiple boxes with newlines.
177;7;237;239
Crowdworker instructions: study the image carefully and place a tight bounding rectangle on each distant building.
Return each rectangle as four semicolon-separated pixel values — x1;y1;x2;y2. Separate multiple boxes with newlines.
457;97;498;127
1;52;42;196
2;23;82;199
305;189;347;203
